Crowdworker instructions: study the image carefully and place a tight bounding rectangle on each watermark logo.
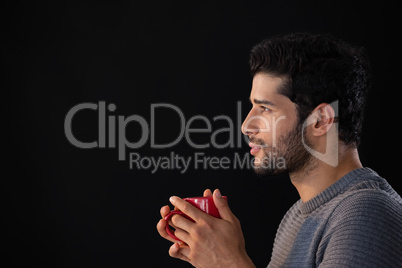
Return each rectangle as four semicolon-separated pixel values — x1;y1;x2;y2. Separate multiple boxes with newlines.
64;101;246;161
302;101;339;167
64;100;339;173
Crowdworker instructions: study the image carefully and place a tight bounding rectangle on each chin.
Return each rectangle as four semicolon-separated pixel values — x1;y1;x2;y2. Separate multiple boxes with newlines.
252;165;287;177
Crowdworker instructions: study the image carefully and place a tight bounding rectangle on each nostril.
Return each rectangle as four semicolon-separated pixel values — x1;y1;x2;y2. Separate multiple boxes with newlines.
244;127;259;136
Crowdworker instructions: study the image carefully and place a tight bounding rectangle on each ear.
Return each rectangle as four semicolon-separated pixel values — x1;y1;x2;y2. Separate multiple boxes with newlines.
310;103;336;137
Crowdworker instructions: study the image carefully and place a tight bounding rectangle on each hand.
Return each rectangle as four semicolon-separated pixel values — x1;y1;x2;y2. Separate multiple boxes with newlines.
156;189;255;268
157;189;213;244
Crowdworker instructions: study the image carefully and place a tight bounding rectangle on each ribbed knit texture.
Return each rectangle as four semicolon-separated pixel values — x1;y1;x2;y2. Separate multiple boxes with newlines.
267;168;402;268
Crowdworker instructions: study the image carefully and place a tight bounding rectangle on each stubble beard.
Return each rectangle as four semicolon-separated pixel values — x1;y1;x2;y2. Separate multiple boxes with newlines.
251;121;315;177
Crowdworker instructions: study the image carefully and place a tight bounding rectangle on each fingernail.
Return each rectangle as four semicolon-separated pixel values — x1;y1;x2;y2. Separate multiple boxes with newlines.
215;189;222;198
169;196;176;204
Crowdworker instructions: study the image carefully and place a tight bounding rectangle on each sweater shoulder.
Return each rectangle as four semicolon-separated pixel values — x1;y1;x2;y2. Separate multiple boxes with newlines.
327;186;402;228
317;189;402;268
324;170;402;217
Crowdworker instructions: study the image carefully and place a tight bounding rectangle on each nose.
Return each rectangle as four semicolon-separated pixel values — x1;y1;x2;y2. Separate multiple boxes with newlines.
241;111;259;137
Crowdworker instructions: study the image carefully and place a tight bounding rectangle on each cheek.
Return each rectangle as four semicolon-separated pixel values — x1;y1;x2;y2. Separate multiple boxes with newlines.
266;115;286;137
273;113;298;134
265;115;298;144
256;119;280;145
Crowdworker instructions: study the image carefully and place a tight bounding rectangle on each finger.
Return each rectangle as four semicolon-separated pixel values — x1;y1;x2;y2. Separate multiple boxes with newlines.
156;218;179;243
169;196;205;221
160;205;179;229
158;215;191;243
212;189;236;222
169;242;191;263
179;242;191;259
160;205;171;218
171;223;191;243
203;189;213;197
177;242;191;259
170;214;194;235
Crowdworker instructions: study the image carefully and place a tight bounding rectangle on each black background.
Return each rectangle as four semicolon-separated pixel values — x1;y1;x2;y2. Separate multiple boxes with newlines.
2;1;399;267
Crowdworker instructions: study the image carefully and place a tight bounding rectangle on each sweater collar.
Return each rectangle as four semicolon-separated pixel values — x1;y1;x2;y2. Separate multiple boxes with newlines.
299;167;378;215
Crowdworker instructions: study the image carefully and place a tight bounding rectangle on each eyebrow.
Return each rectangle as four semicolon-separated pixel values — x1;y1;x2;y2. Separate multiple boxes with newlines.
250;98;276;106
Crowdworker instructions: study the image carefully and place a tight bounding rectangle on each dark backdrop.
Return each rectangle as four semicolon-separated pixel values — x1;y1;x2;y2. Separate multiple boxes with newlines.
2;1;399;267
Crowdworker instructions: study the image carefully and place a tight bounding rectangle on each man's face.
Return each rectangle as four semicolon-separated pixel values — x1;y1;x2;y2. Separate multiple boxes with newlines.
241;73;313;176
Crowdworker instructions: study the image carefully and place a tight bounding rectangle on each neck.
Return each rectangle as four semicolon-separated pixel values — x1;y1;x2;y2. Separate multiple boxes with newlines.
289;145;363;202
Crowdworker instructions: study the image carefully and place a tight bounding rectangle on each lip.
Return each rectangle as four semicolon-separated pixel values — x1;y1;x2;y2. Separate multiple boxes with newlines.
248;143;262;155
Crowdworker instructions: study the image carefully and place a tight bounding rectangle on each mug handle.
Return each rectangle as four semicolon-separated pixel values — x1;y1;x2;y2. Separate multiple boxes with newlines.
164;210;194;242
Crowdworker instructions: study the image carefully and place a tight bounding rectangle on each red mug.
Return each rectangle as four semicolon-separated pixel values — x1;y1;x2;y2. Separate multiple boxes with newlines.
164;196;228;241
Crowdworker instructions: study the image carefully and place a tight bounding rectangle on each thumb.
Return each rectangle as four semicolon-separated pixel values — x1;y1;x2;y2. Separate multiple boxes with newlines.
213;189;235;221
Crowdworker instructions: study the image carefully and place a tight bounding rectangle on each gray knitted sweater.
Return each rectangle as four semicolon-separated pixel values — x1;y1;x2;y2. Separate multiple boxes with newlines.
267;168;402;268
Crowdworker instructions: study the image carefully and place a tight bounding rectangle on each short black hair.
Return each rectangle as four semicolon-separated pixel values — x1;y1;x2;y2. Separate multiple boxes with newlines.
249;32;371;147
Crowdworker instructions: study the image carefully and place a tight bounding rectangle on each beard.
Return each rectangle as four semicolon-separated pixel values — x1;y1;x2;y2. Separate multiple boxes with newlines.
250;121;314;177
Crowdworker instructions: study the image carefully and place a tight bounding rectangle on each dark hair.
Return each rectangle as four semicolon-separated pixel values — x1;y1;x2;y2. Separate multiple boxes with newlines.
249;32;371;147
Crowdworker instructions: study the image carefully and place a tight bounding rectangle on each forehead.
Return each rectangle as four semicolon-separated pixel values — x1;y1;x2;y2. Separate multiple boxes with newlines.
250;73;298;123
250;73;287;102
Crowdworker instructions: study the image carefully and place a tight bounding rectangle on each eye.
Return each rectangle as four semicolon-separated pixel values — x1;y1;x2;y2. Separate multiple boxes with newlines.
261;106;271;112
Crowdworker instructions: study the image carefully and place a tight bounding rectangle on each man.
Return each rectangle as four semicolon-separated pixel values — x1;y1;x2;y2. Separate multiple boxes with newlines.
156;33;402;267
